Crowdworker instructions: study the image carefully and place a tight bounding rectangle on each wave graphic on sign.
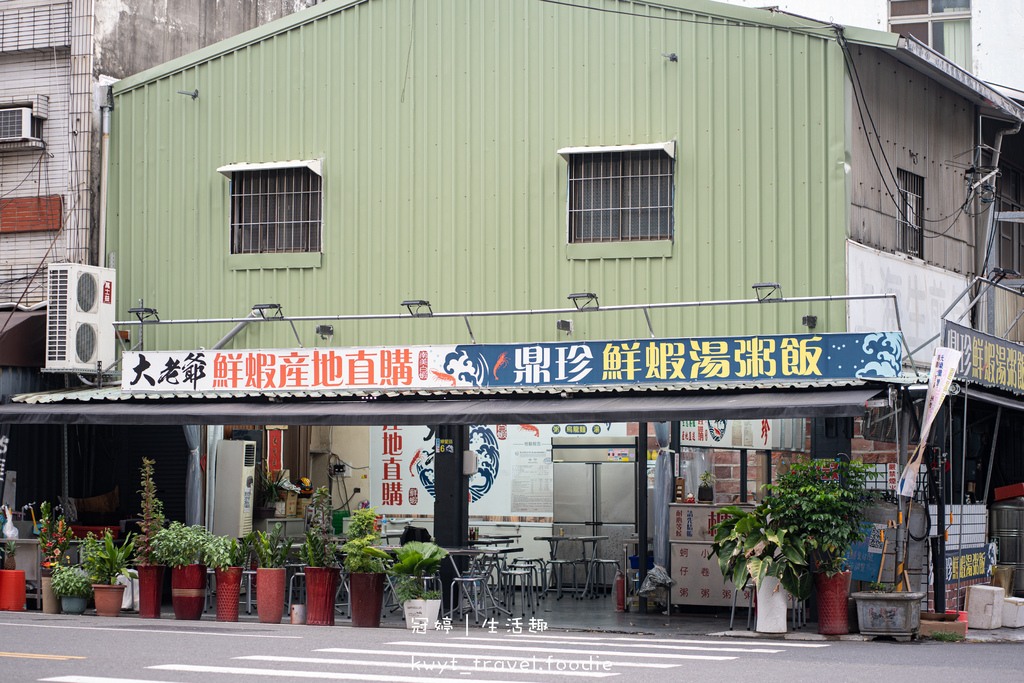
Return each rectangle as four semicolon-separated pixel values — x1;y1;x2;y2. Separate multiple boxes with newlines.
411;425;501;503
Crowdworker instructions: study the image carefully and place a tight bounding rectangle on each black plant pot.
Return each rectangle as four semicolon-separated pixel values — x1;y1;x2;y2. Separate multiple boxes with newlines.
697;485;714;503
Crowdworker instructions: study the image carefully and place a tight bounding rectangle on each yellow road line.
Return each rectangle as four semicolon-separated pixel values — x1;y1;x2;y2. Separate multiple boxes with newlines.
0;652;86;660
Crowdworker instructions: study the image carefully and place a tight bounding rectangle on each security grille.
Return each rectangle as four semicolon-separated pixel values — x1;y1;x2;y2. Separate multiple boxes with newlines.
567;150;673;243
897;168;924;258
230;166;322;254
0;109;23;138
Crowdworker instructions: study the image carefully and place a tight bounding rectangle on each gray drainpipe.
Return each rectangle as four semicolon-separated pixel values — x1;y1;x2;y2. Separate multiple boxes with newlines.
212;311;260;350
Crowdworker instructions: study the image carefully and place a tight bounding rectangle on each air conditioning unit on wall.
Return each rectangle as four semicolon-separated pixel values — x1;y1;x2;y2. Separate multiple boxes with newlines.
0;107;39;141
45;263;117;372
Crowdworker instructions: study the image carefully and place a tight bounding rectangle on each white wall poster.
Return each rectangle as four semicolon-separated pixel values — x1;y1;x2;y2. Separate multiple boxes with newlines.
370;423;627;517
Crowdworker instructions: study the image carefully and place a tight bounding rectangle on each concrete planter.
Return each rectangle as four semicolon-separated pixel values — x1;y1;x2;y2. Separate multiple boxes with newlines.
851;591;925;638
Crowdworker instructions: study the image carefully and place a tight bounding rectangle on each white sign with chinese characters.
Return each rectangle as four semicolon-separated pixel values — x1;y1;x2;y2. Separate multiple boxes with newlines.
370;423;627;517
669;542;744;607
679;419;807;451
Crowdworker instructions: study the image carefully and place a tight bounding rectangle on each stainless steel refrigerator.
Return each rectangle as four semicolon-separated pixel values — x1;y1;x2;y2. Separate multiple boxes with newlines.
551;438;653;586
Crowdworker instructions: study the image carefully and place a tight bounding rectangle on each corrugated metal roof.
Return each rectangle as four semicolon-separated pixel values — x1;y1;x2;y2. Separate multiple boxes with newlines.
13;376;907;404
0;386;889;426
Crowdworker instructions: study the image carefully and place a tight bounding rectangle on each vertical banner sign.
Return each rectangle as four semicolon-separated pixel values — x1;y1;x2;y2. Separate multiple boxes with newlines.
0;421;9;504
267;429;283;471
897;347;962;497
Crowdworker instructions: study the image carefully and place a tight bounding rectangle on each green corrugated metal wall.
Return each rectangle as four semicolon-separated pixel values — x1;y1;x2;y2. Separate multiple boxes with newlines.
107;0;848;351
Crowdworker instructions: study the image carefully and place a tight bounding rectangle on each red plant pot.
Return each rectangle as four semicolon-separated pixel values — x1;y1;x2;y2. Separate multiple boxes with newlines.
814;570;851;635
305;567;340;626
349;572;384;628
215;567;243;622
256;567;286;624
171;564;207;621
0;570;26;611
137;565;165;619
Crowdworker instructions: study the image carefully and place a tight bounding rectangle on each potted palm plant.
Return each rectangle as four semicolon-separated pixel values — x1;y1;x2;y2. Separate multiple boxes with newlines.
206;535;250;622
50;564;93;615
391;541;448;629
134;457;167;619
0;539;25;611
298;487;341;626
341;506;390;627
768;458;878;635
252;522;294;623
256;467;286;519
150;522;212;620
710;501;811;633
81;530;136;617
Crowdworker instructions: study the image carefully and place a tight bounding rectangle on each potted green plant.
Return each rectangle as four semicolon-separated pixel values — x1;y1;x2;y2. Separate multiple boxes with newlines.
710;501;811;633
767;458;878;635
150;522;212;620
205;535;250;622
341;507;391;627
50;564;93;615
81;530;136;617
698;471;716;503
0;539;26;611
298;487;341;626
135;457;167;619
251;522;294;623
390;541;448;630
257;467;286;518
35;501;72;614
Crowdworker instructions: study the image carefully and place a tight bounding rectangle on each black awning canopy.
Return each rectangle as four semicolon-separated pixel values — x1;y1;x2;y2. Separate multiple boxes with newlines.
0;387;883;426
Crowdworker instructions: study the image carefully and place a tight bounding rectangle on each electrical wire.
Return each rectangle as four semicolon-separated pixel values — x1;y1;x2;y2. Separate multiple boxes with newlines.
835;27;976;242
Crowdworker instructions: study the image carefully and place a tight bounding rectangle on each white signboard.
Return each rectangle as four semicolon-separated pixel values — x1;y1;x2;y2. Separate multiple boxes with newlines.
846;240;969;362
370;423;627;517
679;419;807;451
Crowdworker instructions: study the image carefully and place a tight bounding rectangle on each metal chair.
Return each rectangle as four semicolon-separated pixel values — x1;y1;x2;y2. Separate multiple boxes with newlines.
450;573;489;624
546;558;582;599
501;562;538;617
590;558;620;597
286;570;306;609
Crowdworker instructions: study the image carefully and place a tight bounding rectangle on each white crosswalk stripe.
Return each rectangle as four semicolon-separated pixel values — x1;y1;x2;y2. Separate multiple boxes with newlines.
43;630;830;683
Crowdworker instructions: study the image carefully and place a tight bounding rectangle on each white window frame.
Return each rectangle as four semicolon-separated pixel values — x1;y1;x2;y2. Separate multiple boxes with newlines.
557;141;676;249
217;159;324;263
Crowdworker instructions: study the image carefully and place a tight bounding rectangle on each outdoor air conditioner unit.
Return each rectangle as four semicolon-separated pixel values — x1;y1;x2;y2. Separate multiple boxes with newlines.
213;440;257;538
45;264;117;372
0;107;39;141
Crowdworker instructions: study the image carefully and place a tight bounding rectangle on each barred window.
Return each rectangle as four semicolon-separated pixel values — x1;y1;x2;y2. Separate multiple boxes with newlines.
228;165;322;254
896;168;924;258
563;147;674;244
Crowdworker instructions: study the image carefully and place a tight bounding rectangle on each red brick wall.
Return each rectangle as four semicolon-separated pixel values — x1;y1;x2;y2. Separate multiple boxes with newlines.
0;195;62;232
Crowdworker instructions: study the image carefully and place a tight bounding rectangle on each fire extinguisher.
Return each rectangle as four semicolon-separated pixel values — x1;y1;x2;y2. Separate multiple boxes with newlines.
615;568;626;612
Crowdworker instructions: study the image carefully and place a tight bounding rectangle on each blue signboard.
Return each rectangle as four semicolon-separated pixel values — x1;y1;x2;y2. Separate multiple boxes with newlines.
449;331;903;388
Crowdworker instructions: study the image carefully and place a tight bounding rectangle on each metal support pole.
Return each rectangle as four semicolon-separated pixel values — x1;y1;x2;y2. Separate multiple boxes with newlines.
982;405;1002;505
739;448;748;503
927;447;945;614
636;421;649;615
433;425;469;612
